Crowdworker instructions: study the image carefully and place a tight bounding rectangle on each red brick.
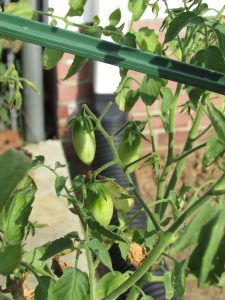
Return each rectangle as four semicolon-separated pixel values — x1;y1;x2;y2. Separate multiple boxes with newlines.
0;130;22;153
57;105;68;119
58;81;93;102
174;112;190;128
58;122;68;137
157;131;189;146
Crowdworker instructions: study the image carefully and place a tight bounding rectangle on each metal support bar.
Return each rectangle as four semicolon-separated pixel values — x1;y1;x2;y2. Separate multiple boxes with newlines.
0;13;225;95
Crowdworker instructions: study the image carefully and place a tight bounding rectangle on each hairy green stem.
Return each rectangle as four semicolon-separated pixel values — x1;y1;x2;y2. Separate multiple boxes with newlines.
146;105;156;154
155;83;182;214
84;105;161;232
84;227;95;300
173;142;206;162
104;232;173;300
160;103;205;218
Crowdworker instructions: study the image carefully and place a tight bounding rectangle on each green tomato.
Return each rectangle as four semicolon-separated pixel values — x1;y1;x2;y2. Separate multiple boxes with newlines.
72;114;96;165
118;129;141;173
86;183;113;227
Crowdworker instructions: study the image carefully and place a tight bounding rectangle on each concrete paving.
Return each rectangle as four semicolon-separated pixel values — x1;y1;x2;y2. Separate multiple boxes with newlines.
24;139;88;273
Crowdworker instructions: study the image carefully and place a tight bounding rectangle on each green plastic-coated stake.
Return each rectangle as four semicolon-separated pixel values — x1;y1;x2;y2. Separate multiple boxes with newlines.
0;13;225;95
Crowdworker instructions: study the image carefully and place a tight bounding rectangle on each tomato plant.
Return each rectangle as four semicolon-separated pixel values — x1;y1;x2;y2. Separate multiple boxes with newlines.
1;0;225;300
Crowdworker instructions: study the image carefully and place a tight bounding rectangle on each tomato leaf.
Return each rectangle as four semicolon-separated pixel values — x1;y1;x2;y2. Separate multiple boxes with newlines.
52;268;90;300
42;48;64;70
135;27;161;53
140;75;161;106
128;0;148;21
67;0;87;17
188;204;225;287
3;176;37;243
165;12;204;43
87;234;112;270
0;149;32;213
4;0;35;20
207;102;225;143
95;271;129;300
0;243;22;275
64;56;88;80
88;219;126;243
202;133;225;167
34;276;55;300
55;176;67;197
191;46;225;73
109;8;121;26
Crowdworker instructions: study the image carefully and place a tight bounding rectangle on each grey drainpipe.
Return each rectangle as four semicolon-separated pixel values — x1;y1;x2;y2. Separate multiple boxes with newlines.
21;0;45;142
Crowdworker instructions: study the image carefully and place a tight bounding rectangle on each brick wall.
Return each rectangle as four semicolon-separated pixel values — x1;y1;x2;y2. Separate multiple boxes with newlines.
56;53;93;137
56;19;217;155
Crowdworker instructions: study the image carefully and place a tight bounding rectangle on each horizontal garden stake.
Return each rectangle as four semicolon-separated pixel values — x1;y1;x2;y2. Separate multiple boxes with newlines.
0;13;225;95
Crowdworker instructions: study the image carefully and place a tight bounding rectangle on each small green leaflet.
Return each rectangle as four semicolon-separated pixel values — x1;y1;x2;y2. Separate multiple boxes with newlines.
42;48;64;70
67;0;87;17
4;0;35;20
202;133;225;167
55;176;67;197
3;176;37;243
165;12;204;43
64;56;88;80
140;75;161;106
109;8;121;26
0;243;22;275
52;268;90;300
87;235;112;270
95;271;129;300
128;0;148;21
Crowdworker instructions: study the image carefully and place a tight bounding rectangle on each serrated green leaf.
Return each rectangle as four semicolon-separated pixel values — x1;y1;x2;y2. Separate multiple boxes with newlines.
172;203;219;253
165;12;204;43
0;293;13;300
53;268;90;300
207;102;225;143
191;46;225;73
118;241;130;260
115;76;139;111
136;27;161;53
64;56;88;80
140;75;161;106
87;236;112;270
202;133;225;167
128;0;148;21
34;276;55;300
0;243;22;275
67;0;87;17
23;248;53;277
55;176;67;197
4;0;35;20
95;271;129;300
188;204;225;287
88;219;126;242
144;216;158;251
0;149;32;213
3;175;37;243
109;8;121;26
42;48;63;70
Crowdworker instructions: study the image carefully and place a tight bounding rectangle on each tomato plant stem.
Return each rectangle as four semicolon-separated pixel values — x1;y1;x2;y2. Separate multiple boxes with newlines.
83;104;161;232
155;83;182;214
84;227;95;300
